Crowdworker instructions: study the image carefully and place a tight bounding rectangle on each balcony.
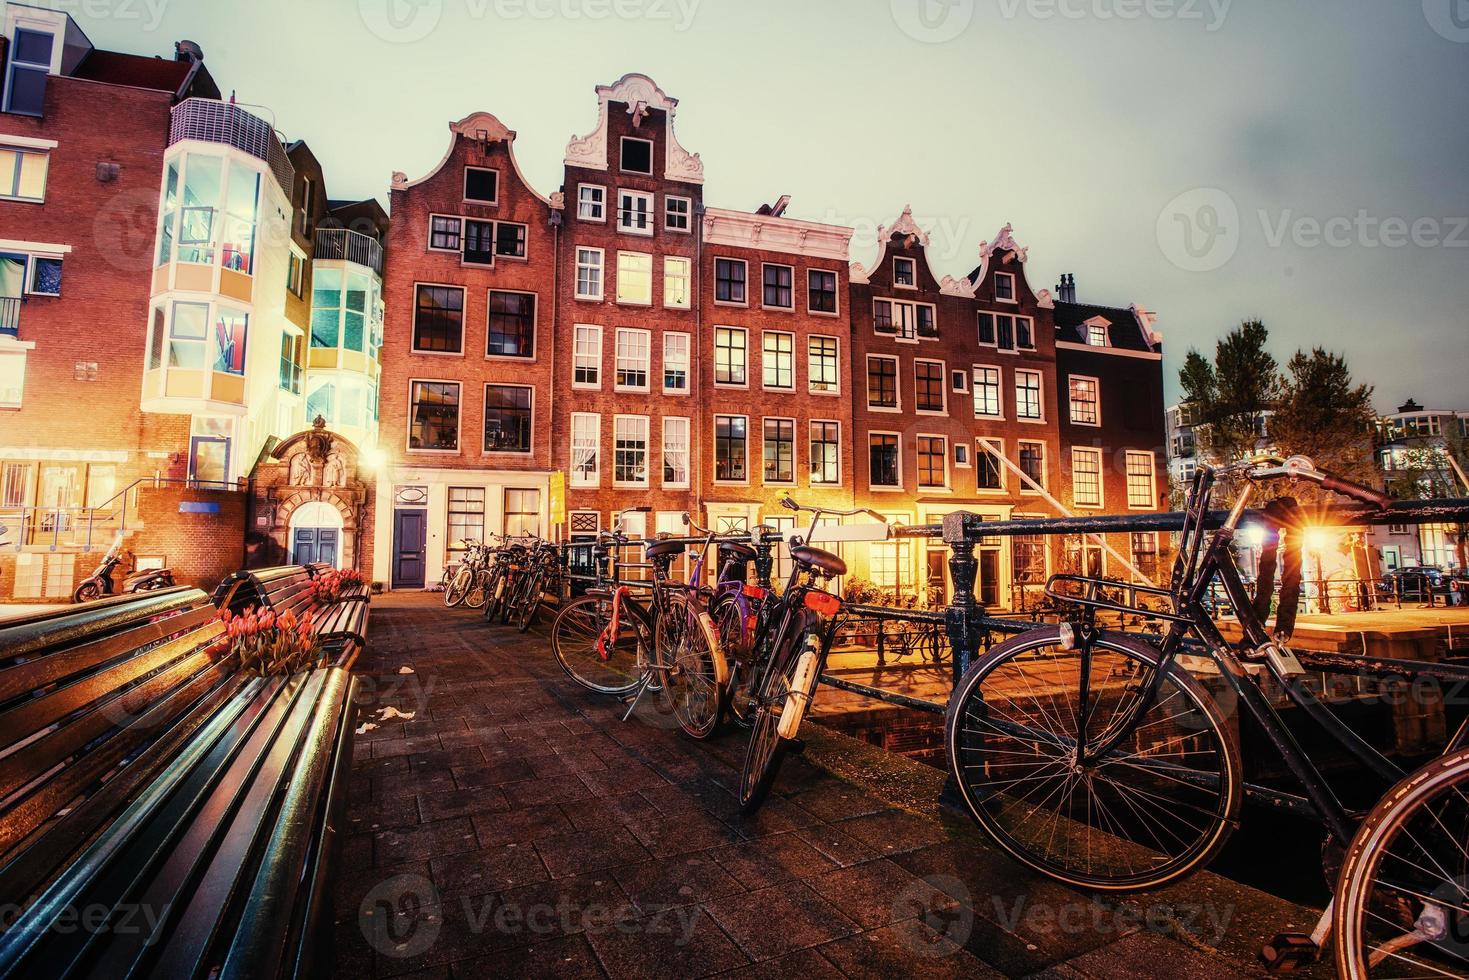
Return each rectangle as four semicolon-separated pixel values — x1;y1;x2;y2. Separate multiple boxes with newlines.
0;297;18;336
314;228;383;275
168;98;294;195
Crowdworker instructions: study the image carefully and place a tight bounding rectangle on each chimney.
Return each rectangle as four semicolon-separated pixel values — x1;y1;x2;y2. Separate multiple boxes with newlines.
1055;273;1077;303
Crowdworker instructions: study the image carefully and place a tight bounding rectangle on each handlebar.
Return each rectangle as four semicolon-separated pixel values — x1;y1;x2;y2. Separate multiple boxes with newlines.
777;494;887;523
1241;455;1392;509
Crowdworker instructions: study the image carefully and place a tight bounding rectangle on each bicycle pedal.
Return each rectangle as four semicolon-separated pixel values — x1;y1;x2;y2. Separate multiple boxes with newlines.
1259;932;1319;973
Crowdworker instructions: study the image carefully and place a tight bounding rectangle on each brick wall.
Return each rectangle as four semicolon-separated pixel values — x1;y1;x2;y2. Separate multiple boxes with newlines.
131;484;246;593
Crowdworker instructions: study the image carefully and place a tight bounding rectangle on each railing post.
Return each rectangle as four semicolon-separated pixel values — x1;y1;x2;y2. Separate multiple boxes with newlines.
942;513;982;691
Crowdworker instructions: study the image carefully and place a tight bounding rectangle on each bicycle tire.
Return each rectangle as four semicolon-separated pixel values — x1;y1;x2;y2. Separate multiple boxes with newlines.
945;624;1241;891
550;594;645;696
1334;745;1469;978
465;568;490;609
655;591;725;740
514;571;543;633
481;566;505;622
738;628;808;813
444;566;472;607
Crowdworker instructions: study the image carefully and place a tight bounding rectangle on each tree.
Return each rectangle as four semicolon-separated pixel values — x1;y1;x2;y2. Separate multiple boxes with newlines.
1271;347;1377;491
1178;320;1279;464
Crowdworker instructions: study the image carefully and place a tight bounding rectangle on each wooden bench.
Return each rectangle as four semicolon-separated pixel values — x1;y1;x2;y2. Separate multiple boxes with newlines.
213;564;370;670
0;586;357;978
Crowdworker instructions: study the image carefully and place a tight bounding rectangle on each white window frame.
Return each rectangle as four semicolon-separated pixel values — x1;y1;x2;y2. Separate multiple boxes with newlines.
951;369;968;394
807;267;840;316
866;353;901;413
868;430;903;492
612;414;650;488
1125;450;1158;510
913;358;947;415
0;344;31;409
574;246;604;301
714;326;748;388
893;256;917;289
615;250;653;306
616;188;654;236
1068;375;1101;427
664;194;692;233
463;166;499;205
1071;447;1104;509
713;257;748;307
570;412;601;487
953;442;971;469
994;271;1017;304
1015;368;1045;422
427;213;462;254
808;335;840;396
760;262;796;311
0;140;51;202
614;327;651;393
662;416;691;489
761;330;795;391
619;136;654;175
972;364;1003;419
663;331;690;394
975;437;1005;493
482;382;533;455
915;433;949;490
809;419;841;486
1017;440;1046;494
577;183;606;222
663;255;691;309
572;324;602;390
410;282;466;356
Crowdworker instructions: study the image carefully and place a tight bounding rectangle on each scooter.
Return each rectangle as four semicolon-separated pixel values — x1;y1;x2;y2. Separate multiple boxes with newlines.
73;535;176;602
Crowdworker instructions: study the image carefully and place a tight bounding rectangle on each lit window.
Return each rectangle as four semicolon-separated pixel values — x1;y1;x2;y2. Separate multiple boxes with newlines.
762;332;794;389
874;298;934;339
213;309;248;375
1018;441;1045;490
663;332;689;392
571;413;600;486
867;356;898;409
614;328;650;391
429;215;461;251
869;434;900;487
978;313;1032;350
972;366;1001;418
616;251;652;304
915;360;945;413
1072;448;1103;508
614;415;650;486
715;327;746;385
1015;369;1043;420
1126;451;1157;509
0;146;48;201
663;416;690;487
893;256;916;287
577;184;605;221
808;336;838;394
575;247;603;300
810;421;840;485
573;325;601;387
486;290;534;358
1069;376;1099;425
976;441;1004;490
663;256;691;309
1087;322;1109;346
763;418;795;484
917;436;947;488
484;384;532;452
408;380;460;451
715;416;747;482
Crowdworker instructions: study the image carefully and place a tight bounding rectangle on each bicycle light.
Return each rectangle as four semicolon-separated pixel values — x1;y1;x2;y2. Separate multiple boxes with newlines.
1057;622;1076;650
803;591;840;617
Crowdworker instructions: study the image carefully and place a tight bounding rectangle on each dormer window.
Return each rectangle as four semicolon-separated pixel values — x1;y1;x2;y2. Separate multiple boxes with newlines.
464;167;499;204
1085;321;1109;346
893;257;916;288
4;28;54;117
620;137;653;175
994;272;1016;303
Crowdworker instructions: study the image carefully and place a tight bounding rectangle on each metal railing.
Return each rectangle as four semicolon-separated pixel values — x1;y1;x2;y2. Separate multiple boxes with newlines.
0;296;19;335
0;477;242;553
313;228;383;275
168;98;294;195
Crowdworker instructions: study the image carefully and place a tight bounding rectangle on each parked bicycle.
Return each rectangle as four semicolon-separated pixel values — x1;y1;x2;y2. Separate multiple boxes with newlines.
443;540;492;609
502;537;564;632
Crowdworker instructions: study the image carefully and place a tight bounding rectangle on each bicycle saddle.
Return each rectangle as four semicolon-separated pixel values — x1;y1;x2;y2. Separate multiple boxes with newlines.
719;542;757;562
791;545;846;577
644;539;686;559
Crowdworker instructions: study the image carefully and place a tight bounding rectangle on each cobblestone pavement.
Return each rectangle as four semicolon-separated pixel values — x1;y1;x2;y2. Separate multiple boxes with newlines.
333;594;1332;978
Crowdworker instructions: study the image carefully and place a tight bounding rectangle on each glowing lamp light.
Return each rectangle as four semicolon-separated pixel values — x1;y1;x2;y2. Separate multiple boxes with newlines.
1238;524;1266;548
361;446;388;471
1302;527;1333;554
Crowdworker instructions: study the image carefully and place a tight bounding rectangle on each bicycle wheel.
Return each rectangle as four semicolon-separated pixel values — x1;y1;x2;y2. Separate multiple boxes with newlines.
465;568;490;609
655;592;724;740
714;591;761;727
550;594;645;696
1334;746;1469;979
444;565;472;607
738;630;811;813
481;566;505;622
945;625;1240;891
514;571;543;633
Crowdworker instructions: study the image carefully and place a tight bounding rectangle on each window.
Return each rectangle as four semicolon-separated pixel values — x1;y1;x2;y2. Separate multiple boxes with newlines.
620;136;653;174
1072;448;1103;508
810;421;840;485
447;488;486;556
486;290;535;357
715;416;747;482
286;252;305;296
994;272;1015;302
298;175;313;236
504;488;541;537
213;310;248;374
715;258;746;304
577;184;605;221
570;413;600;486
952;370;968;393
808;336;838;394
4;29;52;116
1126;451;1157;509
663;256;691;308
413;285;464;353
1132;532;1159;580
663;332;689;392
763;418;795;484
617;189;653;234
613;416;649;486
917;436;947;488
873;298;934;339
1018;441;1045;491
1015;369;1043;420
495;221;527;258
1014;533;1047;585
429;215;461;251
175;154;220;265
575;247;604;300
808;269;838;314
278;333;302;393
616;251;652;304
464;167;498;203
915;360;945;413
408;380;460;451
869;434;900;488
0;146;48;201
665;195;691;232
460;219;494;265
972;366;1002;418
715;327;747;385
866;355;898;410
976;440;1004;490
663;417;690;487
0;349;26;408
572;324;601;387
916;305;937;338
873;299;893;334
166;301;208;368
1086;322;1109;346
954;443;970;467
978;312;1034;350
762;331;794;389
762;264;794;309
614;328;650;391
1069;376;1100;425
893;256;916;287
482;384;531;453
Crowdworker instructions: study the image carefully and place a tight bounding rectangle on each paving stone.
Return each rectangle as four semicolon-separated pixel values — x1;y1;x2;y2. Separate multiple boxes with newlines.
806;858;957;930
349;796;421;834
416;786;510;822
472;805;575;847
375;817;480;865
584;907;748;979
711;946;845;979
709;832;839;890
502;773;599;808
611;854;746;914
1049;928;1257;978
834;808;949;855
449;934;605;979
534;825;652;879
429;841;548;899
816;920;1004;979
793;823;882;868
703;882;859;961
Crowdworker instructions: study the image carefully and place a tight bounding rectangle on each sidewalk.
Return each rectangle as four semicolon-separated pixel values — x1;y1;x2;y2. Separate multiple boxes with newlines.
333;593;1329;978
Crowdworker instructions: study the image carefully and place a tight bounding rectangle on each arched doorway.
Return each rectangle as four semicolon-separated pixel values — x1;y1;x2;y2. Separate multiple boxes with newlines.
290;500;344;567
